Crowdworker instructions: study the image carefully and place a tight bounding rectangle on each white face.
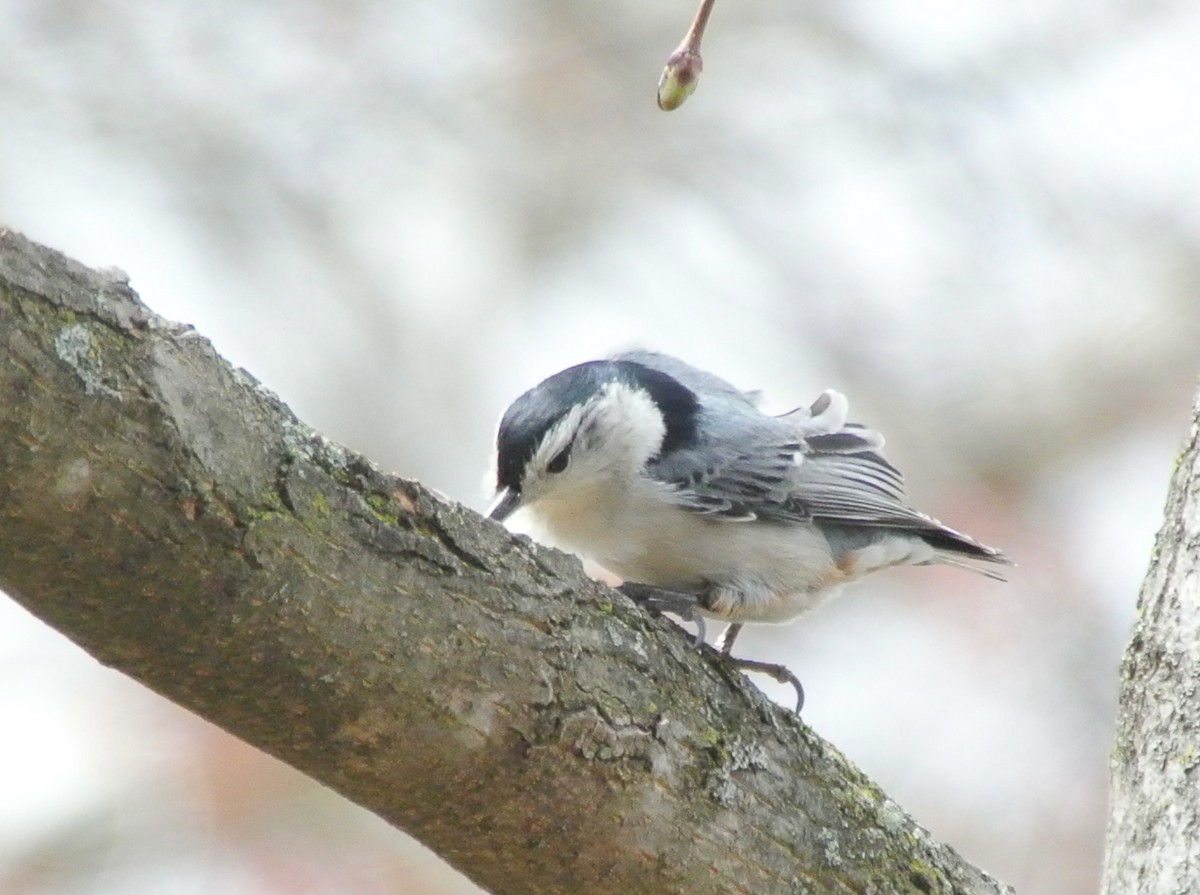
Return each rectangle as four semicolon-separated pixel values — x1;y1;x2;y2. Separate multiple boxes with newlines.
513;381;668;513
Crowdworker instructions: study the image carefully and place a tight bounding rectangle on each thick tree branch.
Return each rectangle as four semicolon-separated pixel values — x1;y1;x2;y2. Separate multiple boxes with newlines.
0;228;1012;895
1101;384;1200;893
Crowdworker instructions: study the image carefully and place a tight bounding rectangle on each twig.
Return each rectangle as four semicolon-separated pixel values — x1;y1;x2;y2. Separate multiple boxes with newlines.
657;0;717;111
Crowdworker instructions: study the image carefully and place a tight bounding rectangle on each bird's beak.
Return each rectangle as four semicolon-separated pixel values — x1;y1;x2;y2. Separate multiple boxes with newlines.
486;488;522;522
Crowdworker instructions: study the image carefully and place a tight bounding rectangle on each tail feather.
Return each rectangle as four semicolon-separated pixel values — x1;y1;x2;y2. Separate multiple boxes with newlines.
919;523;1012;581
928;552;1011;582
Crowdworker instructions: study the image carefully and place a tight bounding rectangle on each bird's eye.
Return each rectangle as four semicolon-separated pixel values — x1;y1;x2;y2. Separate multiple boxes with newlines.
547;448;570;474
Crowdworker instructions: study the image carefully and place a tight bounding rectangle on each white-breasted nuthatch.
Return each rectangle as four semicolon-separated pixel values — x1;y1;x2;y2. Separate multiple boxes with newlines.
487;350;1010;709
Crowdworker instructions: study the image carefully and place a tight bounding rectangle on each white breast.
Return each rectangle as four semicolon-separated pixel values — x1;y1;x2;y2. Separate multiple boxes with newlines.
519;478;847;624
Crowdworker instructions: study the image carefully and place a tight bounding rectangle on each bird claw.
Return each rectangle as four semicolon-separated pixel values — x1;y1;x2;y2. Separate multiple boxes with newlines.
722;656;806;713
618;582;706;648
617;583;805;713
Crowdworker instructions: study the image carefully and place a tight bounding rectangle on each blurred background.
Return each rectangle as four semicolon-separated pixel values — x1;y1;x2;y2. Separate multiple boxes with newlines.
2;0;1198;892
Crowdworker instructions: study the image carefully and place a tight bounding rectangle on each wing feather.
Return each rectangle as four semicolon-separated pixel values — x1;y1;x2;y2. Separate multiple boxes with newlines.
648;383;1006;564
617;352;1007;568
652;385;914;527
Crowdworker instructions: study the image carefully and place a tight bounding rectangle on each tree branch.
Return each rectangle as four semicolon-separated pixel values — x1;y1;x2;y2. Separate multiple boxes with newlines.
0;228;1012;895
1101;383;1200;893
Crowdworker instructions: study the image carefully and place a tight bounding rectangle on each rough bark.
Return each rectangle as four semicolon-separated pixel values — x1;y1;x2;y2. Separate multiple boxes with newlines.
0;228;1012;895
1101;385;1200;894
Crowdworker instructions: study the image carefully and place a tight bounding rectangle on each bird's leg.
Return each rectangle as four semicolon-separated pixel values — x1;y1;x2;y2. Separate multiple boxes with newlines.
617;582;706;648
717;622;743;655
716;621;804;713
721;656;805;713
619;584;805;713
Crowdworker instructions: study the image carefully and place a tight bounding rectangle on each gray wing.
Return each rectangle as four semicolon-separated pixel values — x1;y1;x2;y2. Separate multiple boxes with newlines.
630;356;1007;565
651;387;917;527
784;390;913;525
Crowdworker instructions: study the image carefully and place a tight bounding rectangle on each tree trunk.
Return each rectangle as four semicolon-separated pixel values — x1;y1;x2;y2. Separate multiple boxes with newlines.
1101;384;1200;894
0;227;1012;895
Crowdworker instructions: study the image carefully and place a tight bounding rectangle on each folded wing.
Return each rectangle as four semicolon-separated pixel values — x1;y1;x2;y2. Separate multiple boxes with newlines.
652;387;1009;573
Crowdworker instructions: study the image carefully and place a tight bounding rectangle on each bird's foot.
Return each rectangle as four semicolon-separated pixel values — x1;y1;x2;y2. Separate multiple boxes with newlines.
722;656;805;713
618;584;804;712
618;582;706;648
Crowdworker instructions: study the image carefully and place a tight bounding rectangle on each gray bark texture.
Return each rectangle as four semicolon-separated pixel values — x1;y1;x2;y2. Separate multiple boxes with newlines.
1101;385;1200;894
0;227;1013;895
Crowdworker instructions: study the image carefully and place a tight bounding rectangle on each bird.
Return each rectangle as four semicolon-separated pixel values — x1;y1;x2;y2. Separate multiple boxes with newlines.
486;350;1010;710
